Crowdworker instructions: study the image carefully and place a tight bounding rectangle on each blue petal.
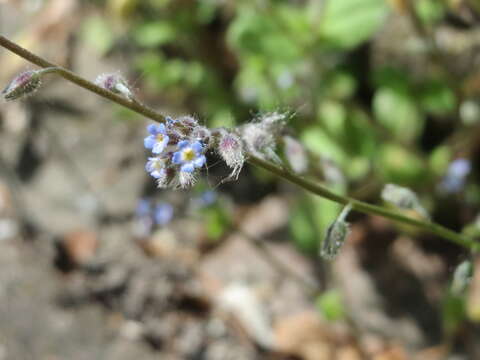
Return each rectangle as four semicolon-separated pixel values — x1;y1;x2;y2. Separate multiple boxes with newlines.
145;161;153;172
147;124;159;135
144;136;156;149
191;141;203;153
152;142;166;154
177;140;190;149
158;123;166;134
151;169;164;179
172;152;183;164
162;135;170;146
181;162;195;173
194;155;206;168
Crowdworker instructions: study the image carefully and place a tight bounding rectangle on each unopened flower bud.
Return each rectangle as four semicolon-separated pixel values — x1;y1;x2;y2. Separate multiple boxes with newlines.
95;73;133;99
176;115;198;128
320;204;352;260
191;125;211;144
217;130;245;180
381;184;429;219
451;260;473;295
2;70;43;101
283;135;308;174
241;123;280;162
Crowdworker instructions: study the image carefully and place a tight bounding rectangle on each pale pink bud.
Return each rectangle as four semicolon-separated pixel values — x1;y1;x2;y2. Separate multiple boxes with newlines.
95;73;133;99
217;130;245;180
2;70;42;101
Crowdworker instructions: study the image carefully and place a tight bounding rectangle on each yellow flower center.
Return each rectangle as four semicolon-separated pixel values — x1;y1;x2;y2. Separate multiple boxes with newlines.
156;134;164;142
182;148;195;161
153;159;163;169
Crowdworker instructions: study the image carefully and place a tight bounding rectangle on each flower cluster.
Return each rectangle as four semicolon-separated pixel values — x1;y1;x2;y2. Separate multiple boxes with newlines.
144;116;209;189
142;112;291;188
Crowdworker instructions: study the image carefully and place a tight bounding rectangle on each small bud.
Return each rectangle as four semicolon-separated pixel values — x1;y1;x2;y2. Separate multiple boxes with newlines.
241;123;279;162
95;73;133;99
283;135;308;174
217;130;245;180
320;204;352;260
451;260;473;296
191;125;211;144
176;115;198;128
381;184;429;219
2;70;43;101
257;111;287;131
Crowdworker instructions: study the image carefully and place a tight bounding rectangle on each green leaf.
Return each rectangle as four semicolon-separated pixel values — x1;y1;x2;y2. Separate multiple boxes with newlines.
204;206;230;240
133;22;176;47
301;126;346;165
377;144;426;185
419;79;456;116
82;16;115;55
316;290;346;321
319;0;388;49
373;87;424;143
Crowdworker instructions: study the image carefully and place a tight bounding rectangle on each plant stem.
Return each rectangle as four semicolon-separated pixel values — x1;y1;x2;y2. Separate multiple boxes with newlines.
1;35;477;251
248;156;478;251
0;35;166;123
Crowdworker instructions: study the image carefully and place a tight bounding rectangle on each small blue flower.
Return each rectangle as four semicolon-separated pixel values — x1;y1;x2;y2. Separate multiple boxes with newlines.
144;123;170;154
155;202;174;226
135;198;152;218
145;157;166;179
196;190;217;207
440;158;471;193
172;140;206;173
449;159;471;179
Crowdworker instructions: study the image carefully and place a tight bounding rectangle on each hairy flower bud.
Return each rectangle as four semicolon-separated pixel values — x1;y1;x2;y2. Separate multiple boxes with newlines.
381;184;429;219
176;115;198;128
217;130;245;180
283;135;308;174
241;123;278;161
451;260;473;295
320;204;352;260
2;70;43;101
95;73;133;99
191;125;211;144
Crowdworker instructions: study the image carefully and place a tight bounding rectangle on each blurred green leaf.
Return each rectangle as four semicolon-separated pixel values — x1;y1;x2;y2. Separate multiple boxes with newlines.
316;289;346;321
443;293;466;334
324;70;358;99
419;79;456;116
133;22;176;47
377;144;426;184
82;16;115;55
416;0;445;25
301;126;346;165
319;0;388;49
429;145;451;177
204;205;230;240
373;87;424;143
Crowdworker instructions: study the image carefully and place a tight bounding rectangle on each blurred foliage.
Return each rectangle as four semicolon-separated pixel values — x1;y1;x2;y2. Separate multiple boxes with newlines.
80;0;480;332
315;289;346;322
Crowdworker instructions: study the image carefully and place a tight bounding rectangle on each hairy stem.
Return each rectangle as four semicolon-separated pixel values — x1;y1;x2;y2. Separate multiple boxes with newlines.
1;35;477;251
0;35;166;123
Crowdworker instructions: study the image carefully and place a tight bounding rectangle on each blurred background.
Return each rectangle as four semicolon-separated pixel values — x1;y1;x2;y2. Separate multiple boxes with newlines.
1;0;480;359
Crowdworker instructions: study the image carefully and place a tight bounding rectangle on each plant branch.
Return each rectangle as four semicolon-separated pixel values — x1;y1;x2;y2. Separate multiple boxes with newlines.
248;156;478;251
1;35;478;251
0;35;166;123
